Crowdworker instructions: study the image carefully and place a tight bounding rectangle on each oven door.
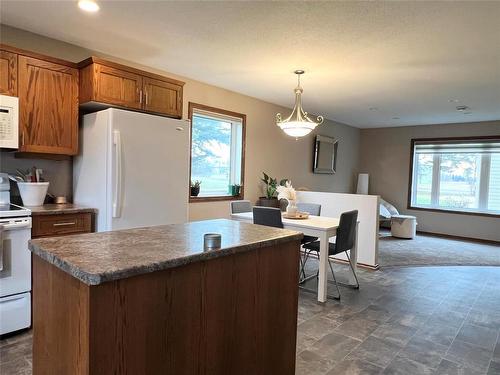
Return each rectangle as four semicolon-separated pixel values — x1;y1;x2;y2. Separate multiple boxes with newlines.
0;217;32;297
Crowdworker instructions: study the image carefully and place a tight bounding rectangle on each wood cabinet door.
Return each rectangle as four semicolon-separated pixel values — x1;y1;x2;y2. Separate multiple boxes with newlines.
143;77;182;118
94;64;142;110
0;50;18;96
18;56;79;155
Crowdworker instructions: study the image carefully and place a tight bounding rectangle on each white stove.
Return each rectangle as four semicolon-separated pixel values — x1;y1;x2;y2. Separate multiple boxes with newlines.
0;173;32;335
0;203;31;218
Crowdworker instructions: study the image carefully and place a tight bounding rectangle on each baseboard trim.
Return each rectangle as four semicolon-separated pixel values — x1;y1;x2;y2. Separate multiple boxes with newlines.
416;230;500;245
333;259;380;271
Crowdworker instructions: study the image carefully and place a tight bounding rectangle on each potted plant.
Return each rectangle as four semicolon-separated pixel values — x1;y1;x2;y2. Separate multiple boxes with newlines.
229;184;241;196
258;172;288;208
190;180;201;197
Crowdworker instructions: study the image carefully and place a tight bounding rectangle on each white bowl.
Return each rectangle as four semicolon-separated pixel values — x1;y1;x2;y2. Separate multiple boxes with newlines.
17;182;49;206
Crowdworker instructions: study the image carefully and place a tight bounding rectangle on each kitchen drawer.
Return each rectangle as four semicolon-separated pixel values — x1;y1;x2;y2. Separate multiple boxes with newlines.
32;213;92;238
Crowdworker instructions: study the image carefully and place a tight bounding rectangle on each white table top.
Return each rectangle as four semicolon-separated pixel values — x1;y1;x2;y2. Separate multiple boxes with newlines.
231;212;340;232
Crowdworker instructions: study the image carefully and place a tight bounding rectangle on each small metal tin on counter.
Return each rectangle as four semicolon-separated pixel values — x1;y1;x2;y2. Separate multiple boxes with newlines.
55;196;67;204
204;233;221;251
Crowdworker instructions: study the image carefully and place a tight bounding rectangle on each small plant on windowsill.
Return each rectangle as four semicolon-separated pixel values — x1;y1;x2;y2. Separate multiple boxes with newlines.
229;184;241;196
190;180;201;197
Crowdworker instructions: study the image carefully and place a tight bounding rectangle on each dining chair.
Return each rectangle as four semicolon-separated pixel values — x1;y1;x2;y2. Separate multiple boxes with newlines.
301;210;359;300
252;206;283;228
296;202;321;243
230;200;252;214
296;203;321;216
295;203;321;280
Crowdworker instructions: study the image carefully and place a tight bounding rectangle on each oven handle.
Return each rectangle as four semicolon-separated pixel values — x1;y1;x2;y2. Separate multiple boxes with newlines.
0;220;31;231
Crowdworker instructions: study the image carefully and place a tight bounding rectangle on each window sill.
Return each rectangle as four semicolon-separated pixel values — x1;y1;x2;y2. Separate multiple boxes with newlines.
407;205;500;218
189;194;244;203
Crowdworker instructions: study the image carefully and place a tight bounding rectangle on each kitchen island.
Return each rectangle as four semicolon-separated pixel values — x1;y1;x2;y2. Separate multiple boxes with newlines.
29;219;302;375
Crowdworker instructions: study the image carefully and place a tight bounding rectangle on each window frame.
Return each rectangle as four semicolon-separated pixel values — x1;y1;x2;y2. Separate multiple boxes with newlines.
407;136;500;218
188;102;246;203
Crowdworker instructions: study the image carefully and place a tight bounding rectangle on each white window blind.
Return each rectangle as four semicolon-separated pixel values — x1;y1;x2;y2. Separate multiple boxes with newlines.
411;138;500;215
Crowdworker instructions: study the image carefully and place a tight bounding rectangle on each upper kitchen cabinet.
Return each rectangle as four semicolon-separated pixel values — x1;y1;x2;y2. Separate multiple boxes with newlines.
79;57;184;119
143;77;182;117
0;50;18;96
18;55;79;155
80;62;142;110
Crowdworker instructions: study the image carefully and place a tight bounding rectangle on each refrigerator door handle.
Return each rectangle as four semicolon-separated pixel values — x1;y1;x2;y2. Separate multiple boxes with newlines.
112;130;123;218
0;225;3;272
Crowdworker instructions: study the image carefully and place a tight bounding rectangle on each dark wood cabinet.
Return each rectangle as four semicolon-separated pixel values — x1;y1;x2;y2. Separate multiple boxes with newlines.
32;212;93;239
0;50;18;96
79;57;184;118
18;55;79;155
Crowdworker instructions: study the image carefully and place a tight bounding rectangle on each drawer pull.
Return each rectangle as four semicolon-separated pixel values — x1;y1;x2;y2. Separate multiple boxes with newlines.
53;222;76;227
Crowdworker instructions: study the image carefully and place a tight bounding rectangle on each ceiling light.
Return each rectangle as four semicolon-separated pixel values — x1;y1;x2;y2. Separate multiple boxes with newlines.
78;0;99;12
456;105;470;111
448;99;459;103
276;70;323;138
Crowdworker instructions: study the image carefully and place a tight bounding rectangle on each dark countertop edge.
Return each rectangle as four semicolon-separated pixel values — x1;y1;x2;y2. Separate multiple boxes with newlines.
29;232;303;286
29;206;98;216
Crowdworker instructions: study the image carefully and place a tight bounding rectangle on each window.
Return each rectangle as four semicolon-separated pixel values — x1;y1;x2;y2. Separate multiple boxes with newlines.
409;138;500;216
189;103;245;201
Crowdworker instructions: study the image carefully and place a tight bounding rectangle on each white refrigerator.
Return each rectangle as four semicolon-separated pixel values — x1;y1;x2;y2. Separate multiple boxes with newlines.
74;108;190;232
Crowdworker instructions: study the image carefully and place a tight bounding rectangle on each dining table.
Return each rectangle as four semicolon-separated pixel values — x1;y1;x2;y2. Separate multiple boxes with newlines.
230;211;359;303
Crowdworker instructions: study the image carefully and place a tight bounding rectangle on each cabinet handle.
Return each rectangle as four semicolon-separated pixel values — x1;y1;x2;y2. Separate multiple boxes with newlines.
139;89;143;104
53;222;76;227
21;131;25;146
145;91;149;105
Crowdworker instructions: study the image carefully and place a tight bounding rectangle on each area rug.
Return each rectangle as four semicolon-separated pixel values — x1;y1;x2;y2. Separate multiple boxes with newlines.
378;230;500;267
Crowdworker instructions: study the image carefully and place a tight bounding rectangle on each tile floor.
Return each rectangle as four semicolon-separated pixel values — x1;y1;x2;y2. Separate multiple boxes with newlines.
296;264;500;374
1;265;500;374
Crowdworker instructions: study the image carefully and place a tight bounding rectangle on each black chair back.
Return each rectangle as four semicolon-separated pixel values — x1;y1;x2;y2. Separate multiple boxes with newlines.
335;210;358;253
253;207;283;228
296;203;321;216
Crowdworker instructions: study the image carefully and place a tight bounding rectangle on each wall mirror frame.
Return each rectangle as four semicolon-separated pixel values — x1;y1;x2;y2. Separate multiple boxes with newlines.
313;135;338;174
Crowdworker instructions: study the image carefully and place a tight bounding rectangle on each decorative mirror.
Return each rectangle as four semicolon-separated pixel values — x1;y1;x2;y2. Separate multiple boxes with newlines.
313;135;338;174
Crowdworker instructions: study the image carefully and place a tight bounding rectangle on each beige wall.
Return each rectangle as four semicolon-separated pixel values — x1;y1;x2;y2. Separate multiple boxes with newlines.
0;25;360;219
359;120;500;242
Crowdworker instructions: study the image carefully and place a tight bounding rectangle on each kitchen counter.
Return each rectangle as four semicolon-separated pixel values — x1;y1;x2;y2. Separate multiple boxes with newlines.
29;219;302;285
27;203;98;216
31;219;302;374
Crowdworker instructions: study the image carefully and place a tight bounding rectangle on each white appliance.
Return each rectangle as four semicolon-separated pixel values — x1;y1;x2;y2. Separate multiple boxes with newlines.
0;95;19;149
74;108;190;232
0;173;32;335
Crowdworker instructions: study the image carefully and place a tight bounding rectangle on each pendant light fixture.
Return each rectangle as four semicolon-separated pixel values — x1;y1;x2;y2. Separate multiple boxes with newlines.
276;70;324;138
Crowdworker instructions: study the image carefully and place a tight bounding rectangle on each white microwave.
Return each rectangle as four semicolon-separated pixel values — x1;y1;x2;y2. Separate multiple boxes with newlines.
0;95;19;149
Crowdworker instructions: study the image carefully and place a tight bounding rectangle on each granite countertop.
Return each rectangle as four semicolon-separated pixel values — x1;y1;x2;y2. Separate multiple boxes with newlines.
28;204;98;216
29;219;303;286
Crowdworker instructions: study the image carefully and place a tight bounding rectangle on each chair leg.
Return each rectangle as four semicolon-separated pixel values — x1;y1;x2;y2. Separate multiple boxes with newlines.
299;250;315;284
298;250;307;281
328;259;341;300
345;251;360;289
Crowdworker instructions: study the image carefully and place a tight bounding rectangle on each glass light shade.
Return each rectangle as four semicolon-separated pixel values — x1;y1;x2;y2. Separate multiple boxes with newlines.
78;0;99;12
278;121;316;137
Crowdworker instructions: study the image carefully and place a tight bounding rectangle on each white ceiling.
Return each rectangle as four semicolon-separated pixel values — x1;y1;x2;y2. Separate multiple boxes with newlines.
1;1;500;128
